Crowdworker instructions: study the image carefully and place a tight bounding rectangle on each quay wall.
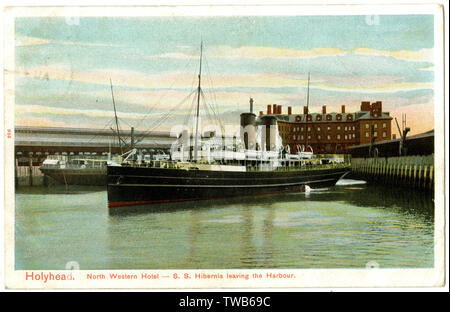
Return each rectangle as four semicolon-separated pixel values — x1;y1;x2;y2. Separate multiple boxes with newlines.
15;155;66;187
351;155;434;191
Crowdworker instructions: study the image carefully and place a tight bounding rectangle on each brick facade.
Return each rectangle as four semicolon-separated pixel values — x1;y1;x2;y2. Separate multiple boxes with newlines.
259;101;392;154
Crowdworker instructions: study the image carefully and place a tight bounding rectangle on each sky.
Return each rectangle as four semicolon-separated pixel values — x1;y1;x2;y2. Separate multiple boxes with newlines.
14;15;435;136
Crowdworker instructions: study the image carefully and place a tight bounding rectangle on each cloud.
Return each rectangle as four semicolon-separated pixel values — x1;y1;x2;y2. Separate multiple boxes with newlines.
16;36;50;47
151;45;434;63
15;63;434;107
15;104;148;120
14;115;70;128
352;48;434;63
16;34;123;48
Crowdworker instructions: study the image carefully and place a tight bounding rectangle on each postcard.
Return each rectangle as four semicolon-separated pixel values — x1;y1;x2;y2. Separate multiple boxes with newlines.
2;3;446;290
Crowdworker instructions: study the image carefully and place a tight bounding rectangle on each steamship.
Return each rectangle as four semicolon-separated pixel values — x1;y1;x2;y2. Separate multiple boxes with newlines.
106;43;350;209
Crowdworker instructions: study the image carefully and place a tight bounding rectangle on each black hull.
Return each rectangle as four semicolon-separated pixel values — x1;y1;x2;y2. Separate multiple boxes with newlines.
107;165;350;208
40;168;107;186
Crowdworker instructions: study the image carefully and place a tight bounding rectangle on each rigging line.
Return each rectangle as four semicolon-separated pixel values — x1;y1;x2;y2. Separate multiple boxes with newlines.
193;41;203;161
110;78;123;155
179;63;200;133
110;127;129;148
200;90;218;129
305;72;310;149
182;89;198;132
200;89;224;134
85;118;115;144
204;57;220;113
134;90;197;144
133;54;197;130
204;57;222;127
200;91;226;143
139;90;195;137
200;91;214;124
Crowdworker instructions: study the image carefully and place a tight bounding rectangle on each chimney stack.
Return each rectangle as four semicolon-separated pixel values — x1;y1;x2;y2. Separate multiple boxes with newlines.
361;101;371;111
341;105;346;113
322;105;326;114
273;104;277;115
249;97;254;114
260;111;263;116
303;106;308;114
288;106;292;115
278;105;282;114
267;105;272;115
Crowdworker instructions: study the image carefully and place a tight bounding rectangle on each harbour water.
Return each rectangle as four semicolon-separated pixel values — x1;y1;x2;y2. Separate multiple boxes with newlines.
15;180;434;270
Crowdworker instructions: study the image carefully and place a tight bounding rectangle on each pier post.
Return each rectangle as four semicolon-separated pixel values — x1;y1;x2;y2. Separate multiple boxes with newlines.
413;165;417;188
423;166;428;189
430;166;434;190
15;157;18;187
418;165;422;188
28;154;33;186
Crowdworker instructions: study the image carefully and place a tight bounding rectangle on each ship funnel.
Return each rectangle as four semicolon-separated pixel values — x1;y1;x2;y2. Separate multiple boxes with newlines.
259;115;278;151
240;99;257;150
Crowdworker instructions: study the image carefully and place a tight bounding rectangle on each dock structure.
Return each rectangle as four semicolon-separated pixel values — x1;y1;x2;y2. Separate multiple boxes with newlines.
14;126;176;186
348;130;434;191
351;155;434;191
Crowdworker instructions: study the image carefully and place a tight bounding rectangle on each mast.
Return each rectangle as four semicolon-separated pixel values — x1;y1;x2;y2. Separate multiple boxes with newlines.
305;72;310;150
110;78;123;155
193;41;203;161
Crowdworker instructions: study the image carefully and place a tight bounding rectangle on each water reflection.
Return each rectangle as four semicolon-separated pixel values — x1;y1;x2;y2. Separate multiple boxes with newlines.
15;185;105;195
105;181;434;268
109;182;433;221
15;180;435;269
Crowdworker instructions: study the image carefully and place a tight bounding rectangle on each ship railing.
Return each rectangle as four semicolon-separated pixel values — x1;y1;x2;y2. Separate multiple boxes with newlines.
124;160;180;169
122;158;350;171
268;162;350;172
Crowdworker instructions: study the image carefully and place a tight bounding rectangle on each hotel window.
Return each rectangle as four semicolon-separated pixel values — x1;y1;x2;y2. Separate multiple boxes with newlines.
353;133;356;138
353;126;355;131
374;131;378;137
300;127;304;132
317;135;321;140
301;135;304;140
344;126;347;131
365;132;369;137
327;135;331;140
344;135;347;140
307;135;311;140
337;134;341;140
365;124;369;129
383;123;387;128
374;124;378;129
308;127;311;132
327;126;331;131
337;114;342;121
337;126;341;130
293;135;296;140
317;126;321;131
383;131;387;138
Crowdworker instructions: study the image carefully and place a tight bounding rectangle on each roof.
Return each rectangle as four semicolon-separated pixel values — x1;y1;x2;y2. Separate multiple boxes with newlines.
261;111;392;123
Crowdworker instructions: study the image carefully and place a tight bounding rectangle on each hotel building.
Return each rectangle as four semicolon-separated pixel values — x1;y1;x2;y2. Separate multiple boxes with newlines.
259;101;392;154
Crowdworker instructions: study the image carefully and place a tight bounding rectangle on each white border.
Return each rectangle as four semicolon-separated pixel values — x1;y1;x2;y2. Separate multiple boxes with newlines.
2;1;448;291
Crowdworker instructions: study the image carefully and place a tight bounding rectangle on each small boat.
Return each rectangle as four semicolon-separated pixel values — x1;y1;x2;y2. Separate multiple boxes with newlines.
40;156;111;186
